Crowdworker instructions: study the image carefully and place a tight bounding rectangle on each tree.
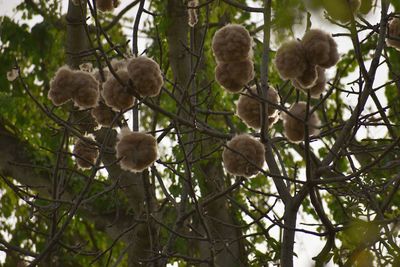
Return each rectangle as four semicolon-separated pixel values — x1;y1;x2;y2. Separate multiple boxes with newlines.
1;0;400;266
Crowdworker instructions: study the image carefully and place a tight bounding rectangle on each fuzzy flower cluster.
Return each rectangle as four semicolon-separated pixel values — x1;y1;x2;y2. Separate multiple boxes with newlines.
115;128;158;172
48;57;163;174
100;57;163;108
91;101;117;127
102;70;135;111
212;24;254;93
281;102;320;143
90;60;129;126
48;66;99;109
222;134;265;177
387;18;400;51
274;29;339;98
292;66;327;99
48;56;163;130
236;86;279;130
302;30;339;68
73;136;99;169
212;25;267;176
127;57;164;97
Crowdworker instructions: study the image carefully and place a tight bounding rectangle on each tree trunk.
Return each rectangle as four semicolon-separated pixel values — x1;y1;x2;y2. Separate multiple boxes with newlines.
280;204;297;267
199;159;247;267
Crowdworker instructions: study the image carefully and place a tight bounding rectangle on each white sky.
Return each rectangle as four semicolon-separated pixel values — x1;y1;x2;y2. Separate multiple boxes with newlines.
0;1;392;266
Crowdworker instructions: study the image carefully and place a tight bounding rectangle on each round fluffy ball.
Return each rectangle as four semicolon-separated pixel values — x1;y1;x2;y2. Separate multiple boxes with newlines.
282;102;320;143
115;128;158;172
102;70;135;111
301;29;339;68
73;137;99;169
274;40;308;80
48;66;75;106
236;86;279;129
222;134;265;177
127;57;164;97
212;24;252;63
71;71;100;109
215;59;254;93
387;18;400;51
305;67;327;98
293;66;327;99
91;101;117;127
295;64;318;89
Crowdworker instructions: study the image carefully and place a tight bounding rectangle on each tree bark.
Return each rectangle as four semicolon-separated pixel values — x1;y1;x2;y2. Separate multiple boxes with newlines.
199;159;247;267
165;1;246;265
280;205;297;267
65;0;89;68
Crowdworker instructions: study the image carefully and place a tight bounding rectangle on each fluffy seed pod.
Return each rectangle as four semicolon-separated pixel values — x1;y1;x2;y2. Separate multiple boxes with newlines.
236;86;279;129
188;0;199;27
115;128;158;172
293;66;327;99
282;102;320;143
269;114;280;126
93;59;127;83
212;24;252;62
91;101;117;127
96;0;120;12
306;67;327;98
295;64;318;89
387;18;400;51
102;70;135;111
73;137;99;169
127;57;164;97
301;29;339;68
93;68;109;84
274;40;307;80
215;59;254;93
71;71;100;109
222;134;265;177
48;66;100;108
48;66;75;106
110;58;128;72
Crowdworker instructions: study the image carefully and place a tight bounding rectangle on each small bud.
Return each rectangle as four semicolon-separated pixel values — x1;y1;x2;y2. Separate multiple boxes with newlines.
79;62;93;73
7;68;19;82
188;0;199;28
